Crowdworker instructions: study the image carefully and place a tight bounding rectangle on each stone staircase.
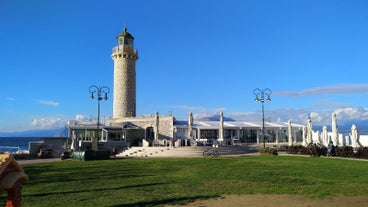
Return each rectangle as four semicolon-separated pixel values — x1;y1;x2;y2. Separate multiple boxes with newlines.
116;145;254;158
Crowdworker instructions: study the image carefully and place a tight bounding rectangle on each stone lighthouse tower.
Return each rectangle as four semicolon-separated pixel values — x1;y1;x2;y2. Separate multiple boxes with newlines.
111;27;138;119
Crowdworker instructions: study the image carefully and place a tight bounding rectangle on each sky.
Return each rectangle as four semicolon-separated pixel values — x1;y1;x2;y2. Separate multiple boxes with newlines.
1;0;368;132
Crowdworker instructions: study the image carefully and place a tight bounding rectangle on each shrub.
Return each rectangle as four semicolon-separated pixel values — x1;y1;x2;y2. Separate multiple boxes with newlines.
259;147;278;155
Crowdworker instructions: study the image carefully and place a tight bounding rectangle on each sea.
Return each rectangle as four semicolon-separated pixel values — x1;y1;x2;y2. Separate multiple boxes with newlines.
0;137;42;154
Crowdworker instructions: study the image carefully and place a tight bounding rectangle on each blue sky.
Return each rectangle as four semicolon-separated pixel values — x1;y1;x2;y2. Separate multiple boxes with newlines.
1;0;368;132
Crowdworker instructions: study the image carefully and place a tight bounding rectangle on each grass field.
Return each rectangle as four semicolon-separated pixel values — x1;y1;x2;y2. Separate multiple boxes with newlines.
7;156;368;207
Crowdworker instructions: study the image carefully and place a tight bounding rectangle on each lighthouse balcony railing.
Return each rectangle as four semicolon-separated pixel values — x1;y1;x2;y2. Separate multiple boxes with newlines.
112;46;138;55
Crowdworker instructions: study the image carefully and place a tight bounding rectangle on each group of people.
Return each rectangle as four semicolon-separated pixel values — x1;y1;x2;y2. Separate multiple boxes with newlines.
307;141;335;157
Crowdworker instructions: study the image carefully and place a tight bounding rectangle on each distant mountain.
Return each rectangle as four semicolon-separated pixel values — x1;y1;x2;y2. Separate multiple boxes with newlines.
197;114;235;122
314;120;368;134
340;120;368;134
0;127;68;137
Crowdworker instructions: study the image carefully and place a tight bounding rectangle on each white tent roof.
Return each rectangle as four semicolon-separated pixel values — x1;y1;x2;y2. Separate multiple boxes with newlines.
174;120;304;130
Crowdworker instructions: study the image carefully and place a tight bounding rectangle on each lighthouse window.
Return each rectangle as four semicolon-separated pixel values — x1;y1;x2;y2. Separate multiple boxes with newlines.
119;38;124;45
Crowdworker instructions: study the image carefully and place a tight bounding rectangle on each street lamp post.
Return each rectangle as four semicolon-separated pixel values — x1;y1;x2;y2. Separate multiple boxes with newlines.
89;85;110;151
253;88;272;149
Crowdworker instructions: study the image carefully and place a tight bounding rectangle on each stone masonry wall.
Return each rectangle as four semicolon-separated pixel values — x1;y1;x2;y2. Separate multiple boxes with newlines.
110;116;174;140
111;45;138;119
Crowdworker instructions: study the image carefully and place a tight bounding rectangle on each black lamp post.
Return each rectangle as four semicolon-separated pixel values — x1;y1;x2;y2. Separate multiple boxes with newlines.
253;88;272;149
89;85;110;150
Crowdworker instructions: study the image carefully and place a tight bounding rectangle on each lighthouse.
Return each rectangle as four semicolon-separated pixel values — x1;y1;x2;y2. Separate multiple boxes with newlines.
111;27;138;119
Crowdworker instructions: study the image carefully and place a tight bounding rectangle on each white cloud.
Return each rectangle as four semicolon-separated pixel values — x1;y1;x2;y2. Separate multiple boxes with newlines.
75;114;85;121
34;99;60;107
5;97;15;101
31;117;65;129
334;107;368;122
274;84;368;97
309;112;322;122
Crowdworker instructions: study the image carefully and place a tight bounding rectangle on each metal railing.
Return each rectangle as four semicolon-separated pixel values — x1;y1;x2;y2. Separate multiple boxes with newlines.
0;146;20;153
112;45;138;55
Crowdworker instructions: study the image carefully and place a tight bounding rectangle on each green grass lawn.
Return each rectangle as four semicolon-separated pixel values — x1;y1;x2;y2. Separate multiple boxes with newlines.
9;156;368;207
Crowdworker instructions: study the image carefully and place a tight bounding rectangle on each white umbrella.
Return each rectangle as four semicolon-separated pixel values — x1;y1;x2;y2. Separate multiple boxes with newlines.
351;124;360;148
188;112;193;139
331;112;339;146
316;131;321;144
288;120;293;146
71;130;76;151
302;126;307;146
219;112;224;141
307;118;313;145
154;112;159;142
322;125;329;147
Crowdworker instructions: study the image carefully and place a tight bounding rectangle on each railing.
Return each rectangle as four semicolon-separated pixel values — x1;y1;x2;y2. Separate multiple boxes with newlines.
0;146;20;153
112;45;138;55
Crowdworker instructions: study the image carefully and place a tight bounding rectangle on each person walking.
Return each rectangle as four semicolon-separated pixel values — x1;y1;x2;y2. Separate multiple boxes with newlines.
327;141;334;157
